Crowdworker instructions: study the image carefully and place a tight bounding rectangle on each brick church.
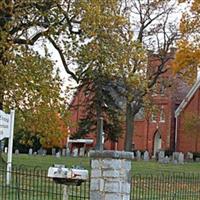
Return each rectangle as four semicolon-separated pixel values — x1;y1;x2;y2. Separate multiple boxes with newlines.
69;55;200;156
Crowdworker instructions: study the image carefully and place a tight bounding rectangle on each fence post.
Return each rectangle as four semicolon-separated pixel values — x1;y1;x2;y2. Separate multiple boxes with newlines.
63;185;68;200
90;150;134;200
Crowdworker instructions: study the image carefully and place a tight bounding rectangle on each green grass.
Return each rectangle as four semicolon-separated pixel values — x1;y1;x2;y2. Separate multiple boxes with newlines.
0;154;200;200
1;153;200;174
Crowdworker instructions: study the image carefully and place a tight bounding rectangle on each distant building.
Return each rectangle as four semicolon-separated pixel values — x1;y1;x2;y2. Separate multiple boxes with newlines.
175;79;200;153
69;53;200;155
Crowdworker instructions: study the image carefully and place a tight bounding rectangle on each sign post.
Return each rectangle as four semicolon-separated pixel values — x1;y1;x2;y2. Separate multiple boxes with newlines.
0;109;15;185
6;110;15;185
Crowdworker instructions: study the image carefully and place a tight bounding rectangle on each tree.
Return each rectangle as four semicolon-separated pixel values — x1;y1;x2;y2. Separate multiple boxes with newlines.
112;0;180;151
173;0;200;83
68;0;180;151
0;0;180;152
3;49;70;148
73;79;124;144
0;0;80;149
72;0;127;148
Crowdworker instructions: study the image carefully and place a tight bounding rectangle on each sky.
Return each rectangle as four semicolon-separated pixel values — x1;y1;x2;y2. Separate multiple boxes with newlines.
32;0;188;100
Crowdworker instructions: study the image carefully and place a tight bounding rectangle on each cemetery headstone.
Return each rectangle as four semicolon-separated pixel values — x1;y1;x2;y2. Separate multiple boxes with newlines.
4;147;8;154
62;149;66;157
66;147;70;156
196;157;200;162
72;148;78;157
52;148;56;156
136;150;141;160
172;152;179;164
178;152;184;164
15;149;19;155
56;151;61;158
79;147;85;157
38;148;43;155
143;151;149;161
33;152;37;156
163;156;170;164
42;149;47;156
158;151;165;163
28;148;33;155
186;152;193;161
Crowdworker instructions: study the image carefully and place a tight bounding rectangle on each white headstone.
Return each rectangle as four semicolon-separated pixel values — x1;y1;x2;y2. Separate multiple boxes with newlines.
66;147;70;156
186;152;193;160
72;148;78;157
28;148;33;155
163;156;170;164
172;152;179;163
79;147;85;157
15;149;19;155
56;151;61;158
158;151;165;163
4;147;8;154
42;149;47;156
136;150;141;160
143;151;149;161
62;149;66;156
178;152;184;164
38;148;43;155
52;148;56;156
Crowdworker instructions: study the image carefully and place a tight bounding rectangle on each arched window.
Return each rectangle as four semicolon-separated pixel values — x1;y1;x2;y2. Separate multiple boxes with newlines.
151;111;157;123
160;107;165;122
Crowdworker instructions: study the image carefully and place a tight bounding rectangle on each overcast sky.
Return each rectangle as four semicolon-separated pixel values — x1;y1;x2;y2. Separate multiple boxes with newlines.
33;1;188;99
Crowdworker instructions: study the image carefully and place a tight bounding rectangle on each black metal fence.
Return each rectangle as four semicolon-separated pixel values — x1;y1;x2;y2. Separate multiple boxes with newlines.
0;166;90;200
131;172;200;200
1;166;200;200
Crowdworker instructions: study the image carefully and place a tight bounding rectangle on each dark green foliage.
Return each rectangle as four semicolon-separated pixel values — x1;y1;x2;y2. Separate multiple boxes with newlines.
12;130;41;153
74;77;123;142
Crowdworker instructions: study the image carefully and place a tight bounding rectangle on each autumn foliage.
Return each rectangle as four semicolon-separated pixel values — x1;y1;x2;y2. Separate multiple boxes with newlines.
174;0;200;82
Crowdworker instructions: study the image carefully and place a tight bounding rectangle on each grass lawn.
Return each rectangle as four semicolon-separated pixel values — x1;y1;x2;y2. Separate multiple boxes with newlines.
1;153;200;174
0;154;200;200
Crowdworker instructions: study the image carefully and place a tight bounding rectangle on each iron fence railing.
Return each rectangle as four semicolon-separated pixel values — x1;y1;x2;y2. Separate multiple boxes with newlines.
130;172;200;200
1;165;200;200
0;165;90;200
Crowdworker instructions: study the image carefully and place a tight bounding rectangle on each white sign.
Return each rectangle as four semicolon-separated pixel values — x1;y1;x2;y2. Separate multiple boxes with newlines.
0;110;15;185
0;110;11;140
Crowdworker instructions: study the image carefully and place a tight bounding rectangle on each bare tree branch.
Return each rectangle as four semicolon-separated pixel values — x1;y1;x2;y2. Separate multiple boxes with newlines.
47;36;78;83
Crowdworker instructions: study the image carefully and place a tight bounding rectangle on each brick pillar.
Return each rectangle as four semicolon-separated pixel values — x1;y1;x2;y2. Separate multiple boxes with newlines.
90;150;134;200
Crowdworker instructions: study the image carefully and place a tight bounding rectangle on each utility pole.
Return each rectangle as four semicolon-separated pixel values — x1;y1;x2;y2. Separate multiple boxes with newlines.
95;117;104;151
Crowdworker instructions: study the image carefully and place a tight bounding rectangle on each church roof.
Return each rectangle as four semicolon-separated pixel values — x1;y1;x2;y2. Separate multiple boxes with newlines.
175;78;200;117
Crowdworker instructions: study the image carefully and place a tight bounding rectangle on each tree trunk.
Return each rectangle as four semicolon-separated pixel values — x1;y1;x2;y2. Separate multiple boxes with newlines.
124;102;134;152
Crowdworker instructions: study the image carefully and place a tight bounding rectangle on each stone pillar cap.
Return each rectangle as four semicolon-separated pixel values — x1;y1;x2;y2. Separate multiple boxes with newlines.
89;150;134;160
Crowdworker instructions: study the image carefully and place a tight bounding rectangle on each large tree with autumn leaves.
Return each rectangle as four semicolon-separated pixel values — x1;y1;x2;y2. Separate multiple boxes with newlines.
71;0;181;151
174;0;200;82
0;0;184;152
0;0;74;148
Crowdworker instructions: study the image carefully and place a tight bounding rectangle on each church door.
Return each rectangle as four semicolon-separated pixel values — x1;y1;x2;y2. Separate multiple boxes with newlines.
153;131;162;156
